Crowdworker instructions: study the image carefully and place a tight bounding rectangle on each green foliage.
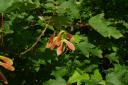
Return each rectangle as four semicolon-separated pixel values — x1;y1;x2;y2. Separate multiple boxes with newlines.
106;64;128;85
0;0;16;12
89;13;123;39
78;37;102;58
68;69;89;85
43;78;66;85
91;69;102;81
0;0;128;85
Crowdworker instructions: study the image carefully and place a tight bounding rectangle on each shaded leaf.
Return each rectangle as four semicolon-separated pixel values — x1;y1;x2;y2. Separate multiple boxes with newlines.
51;67;67;79
78;39;102;58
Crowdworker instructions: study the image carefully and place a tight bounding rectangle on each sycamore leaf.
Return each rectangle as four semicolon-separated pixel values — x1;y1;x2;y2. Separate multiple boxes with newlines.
0;0;16;12
106;53;119;63
91;69;103;81
90;48;103;58
89;13;123;39
78;39;102;58
73;34;82;44
106;64;128;85
57;0;80;18
78;41;94;58
51;67;67;79
0;21;14;34
43;78;66;85
68;70;89;85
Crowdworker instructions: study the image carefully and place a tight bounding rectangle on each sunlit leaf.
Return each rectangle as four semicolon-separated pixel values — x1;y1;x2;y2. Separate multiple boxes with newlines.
43;78;66;85
89;13;123;39
68;70;90;85
91;69;102;81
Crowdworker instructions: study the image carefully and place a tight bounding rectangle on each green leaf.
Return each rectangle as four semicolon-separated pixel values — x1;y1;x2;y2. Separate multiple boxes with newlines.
31;59;45;72
33;0;40;7
89;13;123;39
51;67;67;79
57;0;80;18
106;64;128;85
106;53;119;63
78;41;94;57
91;69;102;81
106;73;123;85
68;70;90;85
78;38;102;58
73;34;82;44
85;80;99;85
45;3;55;9
43;78;66;85
90;48;103;58
5;1;38;13
0;0;16;12
0;21;14;34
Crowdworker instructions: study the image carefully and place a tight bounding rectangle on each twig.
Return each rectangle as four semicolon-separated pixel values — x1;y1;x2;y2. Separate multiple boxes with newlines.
19;24;49;57
1;13;4;46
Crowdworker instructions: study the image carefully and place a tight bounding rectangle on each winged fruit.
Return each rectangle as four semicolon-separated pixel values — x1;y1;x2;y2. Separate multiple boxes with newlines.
46;31;75;56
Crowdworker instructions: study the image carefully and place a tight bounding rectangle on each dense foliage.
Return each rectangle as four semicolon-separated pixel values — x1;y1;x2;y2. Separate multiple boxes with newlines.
0;0;128;85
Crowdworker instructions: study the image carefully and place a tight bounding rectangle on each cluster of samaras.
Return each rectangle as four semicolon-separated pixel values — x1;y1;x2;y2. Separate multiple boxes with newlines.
0;55;15;84
46;31;75;56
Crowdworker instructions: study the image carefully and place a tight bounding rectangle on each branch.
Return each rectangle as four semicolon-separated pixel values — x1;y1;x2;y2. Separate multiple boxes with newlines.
1;13;4;46
19;24;48;57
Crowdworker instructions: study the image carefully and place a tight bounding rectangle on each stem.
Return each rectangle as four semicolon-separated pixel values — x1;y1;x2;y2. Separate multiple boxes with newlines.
19;24;49;57
1;13;4;46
